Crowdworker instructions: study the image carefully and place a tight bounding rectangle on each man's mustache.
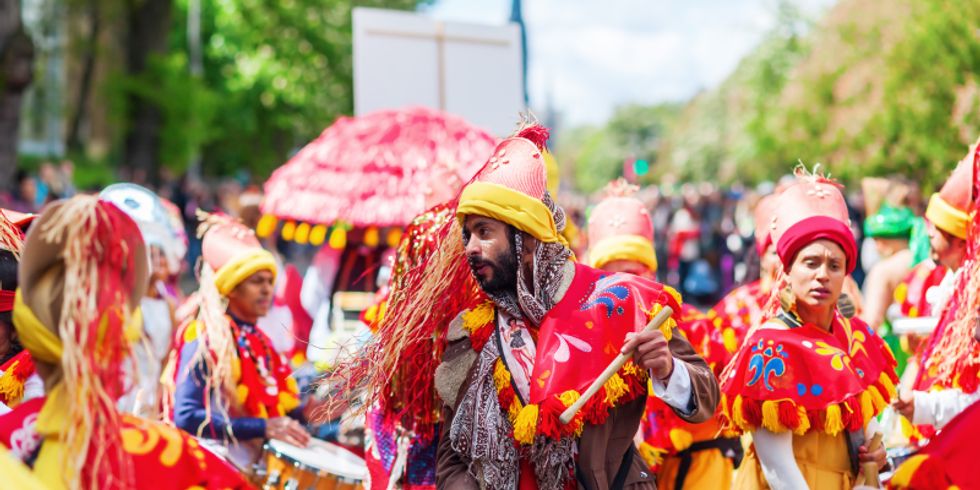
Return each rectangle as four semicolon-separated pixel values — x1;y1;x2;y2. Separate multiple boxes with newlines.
467;257;495;270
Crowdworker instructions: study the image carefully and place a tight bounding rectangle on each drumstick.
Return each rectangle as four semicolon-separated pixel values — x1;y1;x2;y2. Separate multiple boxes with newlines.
560;306;673;425
856;432;884;487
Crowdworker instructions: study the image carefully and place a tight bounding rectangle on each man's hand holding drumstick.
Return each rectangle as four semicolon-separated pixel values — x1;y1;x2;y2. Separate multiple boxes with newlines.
621;327;675;381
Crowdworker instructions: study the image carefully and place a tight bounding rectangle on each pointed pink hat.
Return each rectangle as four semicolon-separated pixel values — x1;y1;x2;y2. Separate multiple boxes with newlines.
201;215;277;295
587;179;657;271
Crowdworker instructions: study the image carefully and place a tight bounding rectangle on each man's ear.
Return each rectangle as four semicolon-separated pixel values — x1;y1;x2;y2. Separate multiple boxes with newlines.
521;234;538;254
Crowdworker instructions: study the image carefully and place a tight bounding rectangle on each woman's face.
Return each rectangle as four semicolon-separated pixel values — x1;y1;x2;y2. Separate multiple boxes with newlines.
787;239;847;310
150;246;169;282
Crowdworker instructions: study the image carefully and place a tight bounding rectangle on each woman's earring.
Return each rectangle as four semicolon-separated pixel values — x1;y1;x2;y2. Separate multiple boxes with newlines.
779;285;795;312
837;293;856;319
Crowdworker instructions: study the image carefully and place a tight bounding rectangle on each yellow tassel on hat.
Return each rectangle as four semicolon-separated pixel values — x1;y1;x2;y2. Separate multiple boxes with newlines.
256;214;278;238
281;221;296;241
824;403;845;436
294;222;311;244
364;227;379;247
328;227;347;250
513;404;539;445
310;225;327;246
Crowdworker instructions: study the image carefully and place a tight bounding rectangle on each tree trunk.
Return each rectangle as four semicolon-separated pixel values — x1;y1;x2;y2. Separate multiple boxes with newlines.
66;0;101;154
122;0;172;186
0;0;34;192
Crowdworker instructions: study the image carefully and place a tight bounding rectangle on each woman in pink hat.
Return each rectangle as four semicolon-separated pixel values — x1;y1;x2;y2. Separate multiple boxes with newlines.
720;167;897;489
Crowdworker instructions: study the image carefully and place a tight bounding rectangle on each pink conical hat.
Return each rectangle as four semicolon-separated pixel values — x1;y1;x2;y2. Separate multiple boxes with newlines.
200;213;276;295
771;166;856;272
472;136;548;200
926;140;979;239
586;179;657;271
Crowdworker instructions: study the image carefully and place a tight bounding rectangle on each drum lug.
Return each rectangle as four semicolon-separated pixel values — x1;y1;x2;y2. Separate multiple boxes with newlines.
263;469;281;490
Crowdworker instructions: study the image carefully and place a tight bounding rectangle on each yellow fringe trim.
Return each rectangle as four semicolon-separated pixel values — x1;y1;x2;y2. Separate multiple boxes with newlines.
664;285;683;306
637;442;667;468
792;405;811;436
860;391;874;426
558;390;584;436
723;327;738;354
760;400;784;432
462;302;495;334
0;361;25;406
868;385;888;413
879;371;897;398
603;373;629;404
669;428;693;451
647;303;675;341
732;395;747;429
493;358;512;389
889;454;929;488
513;404;539;445
824;403;845;436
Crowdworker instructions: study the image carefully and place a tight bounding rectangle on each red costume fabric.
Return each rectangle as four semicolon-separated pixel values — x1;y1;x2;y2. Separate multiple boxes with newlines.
0;397;251;489
0;350;35;409
721;313;897;435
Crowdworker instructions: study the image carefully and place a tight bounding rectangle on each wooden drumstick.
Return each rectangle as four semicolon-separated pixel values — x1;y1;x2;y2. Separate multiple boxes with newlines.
560;306;674;425
856;432;884;487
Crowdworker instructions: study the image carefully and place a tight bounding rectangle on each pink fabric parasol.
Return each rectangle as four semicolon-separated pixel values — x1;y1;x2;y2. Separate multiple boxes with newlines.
262;106;498;228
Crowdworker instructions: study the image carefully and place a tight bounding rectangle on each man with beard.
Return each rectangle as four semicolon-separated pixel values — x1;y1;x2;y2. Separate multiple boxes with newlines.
434;124;719;489
894;139;980;431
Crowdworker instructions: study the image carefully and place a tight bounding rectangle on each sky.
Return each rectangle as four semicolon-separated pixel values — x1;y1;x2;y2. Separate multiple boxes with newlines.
423;0;837;126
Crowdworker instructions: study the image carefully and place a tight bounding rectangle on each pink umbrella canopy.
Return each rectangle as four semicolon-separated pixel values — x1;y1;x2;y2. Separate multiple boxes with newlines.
262;106;498;228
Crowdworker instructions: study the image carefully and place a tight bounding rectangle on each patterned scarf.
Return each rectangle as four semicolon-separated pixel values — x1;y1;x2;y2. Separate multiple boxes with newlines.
484;192;572;326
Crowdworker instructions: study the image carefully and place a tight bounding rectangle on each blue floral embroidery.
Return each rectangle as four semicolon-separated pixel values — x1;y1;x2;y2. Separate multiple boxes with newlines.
579;275;631;318
747;339;787;391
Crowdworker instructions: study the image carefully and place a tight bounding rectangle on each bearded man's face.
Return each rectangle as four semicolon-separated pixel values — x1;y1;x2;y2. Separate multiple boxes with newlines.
463;215;518;295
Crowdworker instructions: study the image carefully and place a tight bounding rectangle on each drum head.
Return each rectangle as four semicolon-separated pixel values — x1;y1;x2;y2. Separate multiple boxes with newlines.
268;439;367;481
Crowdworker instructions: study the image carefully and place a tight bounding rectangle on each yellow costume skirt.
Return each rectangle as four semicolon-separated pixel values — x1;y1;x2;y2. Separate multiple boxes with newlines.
657;445;734;490
733;430;854;489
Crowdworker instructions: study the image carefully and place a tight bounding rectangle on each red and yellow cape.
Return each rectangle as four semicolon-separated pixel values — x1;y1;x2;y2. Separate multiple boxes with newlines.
720;313;897;436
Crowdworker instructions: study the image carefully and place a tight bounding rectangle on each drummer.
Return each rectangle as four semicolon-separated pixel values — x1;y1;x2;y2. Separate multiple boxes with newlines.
169;212;310;469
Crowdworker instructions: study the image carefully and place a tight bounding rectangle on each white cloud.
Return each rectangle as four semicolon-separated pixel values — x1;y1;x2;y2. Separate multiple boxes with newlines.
424;0;836;125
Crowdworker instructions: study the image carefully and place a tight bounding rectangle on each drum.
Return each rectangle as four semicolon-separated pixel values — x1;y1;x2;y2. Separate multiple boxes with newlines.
262;438;367;490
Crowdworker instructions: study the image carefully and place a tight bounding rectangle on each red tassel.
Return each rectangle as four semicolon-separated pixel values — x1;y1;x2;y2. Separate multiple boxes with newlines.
808;409;825;433
844;398;863;432
742;398;763;427
537;397;565;438
516;125;550;151
778;400;801;429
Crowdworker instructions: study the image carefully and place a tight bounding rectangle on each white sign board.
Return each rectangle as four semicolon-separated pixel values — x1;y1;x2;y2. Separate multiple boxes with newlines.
353;7;526;136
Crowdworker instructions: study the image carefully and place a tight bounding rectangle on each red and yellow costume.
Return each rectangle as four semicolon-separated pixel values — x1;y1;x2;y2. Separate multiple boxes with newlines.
887;398;980;489
909;138;980;432
165;213;300;458
0;209;41;414
3;196;249;489
586;182;737;489
721;168;898;489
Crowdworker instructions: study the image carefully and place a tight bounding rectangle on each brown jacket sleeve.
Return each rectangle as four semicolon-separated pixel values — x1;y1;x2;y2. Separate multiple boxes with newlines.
666;324;720;424
434;338;481;489
436;404;481;489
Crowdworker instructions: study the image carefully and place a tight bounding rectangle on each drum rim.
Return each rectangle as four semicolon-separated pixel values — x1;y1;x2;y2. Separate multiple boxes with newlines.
263;440;367;481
